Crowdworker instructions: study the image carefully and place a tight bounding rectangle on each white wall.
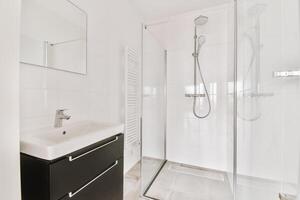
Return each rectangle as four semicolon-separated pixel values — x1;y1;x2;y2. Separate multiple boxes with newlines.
20;0;142;171
142;28;166;160
146;0;300;191
148;4;233;172
237;0;300;188
0;0;21;199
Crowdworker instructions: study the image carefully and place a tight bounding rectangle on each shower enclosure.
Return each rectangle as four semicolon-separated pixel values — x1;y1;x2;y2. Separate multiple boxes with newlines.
140;0;300;199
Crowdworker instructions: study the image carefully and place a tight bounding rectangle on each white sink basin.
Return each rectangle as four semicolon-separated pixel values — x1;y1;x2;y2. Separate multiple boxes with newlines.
20;121;124;160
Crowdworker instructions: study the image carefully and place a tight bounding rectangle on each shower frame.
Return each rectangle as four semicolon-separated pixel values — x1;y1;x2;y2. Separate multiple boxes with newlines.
139;0;239;199
139;24;168;200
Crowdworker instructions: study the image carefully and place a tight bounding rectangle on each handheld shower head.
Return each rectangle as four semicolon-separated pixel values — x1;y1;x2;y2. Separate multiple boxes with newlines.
198;36;206;46
197;35;206;53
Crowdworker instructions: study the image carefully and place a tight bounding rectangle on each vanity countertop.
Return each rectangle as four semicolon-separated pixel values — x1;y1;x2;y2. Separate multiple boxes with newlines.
20;121;124;160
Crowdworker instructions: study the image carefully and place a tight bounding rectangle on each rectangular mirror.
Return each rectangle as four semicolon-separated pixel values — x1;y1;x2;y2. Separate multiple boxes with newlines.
20;0;87;74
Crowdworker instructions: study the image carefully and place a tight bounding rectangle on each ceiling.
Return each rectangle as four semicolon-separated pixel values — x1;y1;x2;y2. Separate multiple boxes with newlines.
129;0;230;23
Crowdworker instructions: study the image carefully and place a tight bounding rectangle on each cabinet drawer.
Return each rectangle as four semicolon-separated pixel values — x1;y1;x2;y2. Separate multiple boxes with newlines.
50;134;124;200
60;158;123;200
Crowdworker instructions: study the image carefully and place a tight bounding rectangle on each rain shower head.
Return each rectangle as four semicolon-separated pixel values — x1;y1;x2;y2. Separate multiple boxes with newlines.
194;15;208;26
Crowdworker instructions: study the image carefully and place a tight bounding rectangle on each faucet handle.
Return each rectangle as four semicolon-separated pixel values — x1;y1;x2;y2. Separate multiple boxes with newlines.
56;109;69;116
54;109;71;128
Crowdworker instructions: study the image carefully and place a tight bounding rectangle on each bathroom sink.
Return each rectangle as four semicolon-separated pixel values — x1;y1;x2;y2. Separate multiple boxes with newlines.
20;121;124;160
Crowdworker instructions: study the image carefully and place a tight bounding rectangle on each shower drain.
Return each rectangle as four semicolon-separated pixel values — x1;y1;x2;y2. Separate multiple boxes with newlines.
168;164;225;182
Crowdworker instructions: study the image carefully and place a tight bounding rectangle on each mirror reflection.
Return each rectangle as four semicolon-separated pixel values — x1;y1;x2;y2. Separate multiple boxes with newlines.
20;0;87;74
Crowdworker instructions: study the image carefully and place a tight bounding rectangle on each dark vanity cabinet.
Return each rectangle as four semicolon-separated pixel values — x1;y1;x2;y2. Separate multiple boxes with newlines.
21;134;124;200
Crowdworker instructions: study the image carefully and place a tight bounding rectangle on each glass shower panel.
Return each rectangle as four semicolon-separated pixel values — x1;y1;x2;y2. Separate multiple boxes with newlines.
141;27;166;195
236;0;300;199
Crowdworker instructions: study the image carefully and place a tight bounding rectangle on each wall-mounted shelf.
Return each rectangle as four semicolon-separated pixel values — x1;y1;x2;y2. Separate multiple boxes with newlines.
242;92;274;98
273;70;300;78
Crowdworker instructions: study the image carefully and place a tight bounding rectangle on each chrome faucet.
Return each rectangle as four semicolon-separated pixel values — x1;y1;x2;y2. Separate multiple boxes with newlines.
54;109;71;128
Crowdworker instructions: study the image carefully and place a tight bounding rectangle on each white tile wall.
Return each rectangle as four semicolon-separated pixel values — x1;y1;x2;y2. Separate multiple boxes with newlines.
147;0;300;192
147;4;233;172
237;0;300;195
19;0;143;171
20;0;142;132
19;0;300;196
142;28;166;160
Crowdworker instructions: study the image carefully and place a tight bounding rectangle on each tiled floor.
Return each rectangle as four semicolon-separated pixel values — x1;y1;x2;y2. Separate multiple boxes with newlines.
235;176;297;200
124;160;233;200
124;160;297;200
124;162;142;200
145;162;233;200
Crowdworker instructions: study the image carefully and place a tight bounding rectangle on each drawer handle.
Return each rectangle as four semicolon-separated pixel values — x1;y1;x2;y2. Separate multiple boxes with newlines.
68;136;119;162
68;160;119;198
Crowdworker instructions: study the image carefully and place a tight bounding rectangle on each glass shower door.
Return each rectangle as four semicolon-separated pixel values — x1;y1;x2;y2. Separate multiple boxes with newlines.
141;26;167;196
236;0;300;199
